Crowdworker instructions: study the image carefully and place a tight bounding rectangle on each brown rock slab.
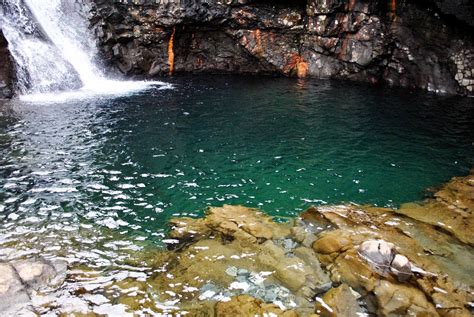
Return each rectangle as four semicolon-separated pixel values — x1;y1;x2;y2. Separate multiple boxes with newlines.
397;171;474;246
206;205;289;243
169;205;290;246
315;284;362;317
374;280;439;316
312;233;352;254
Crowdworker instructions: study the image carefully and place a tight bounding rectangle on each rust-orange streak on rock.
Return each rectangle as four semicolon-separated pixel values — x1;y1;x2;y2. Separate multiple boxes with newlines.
347;0;356;11
283;54;308;78
255;29;263;55
338;34;350;60
389;0;397;21
168;26;176;76
296;59;308;78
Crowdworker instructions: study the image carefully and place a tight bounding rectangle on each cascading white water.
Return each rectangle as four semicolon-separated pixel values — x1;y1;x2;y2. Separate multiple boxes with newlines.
24;0;102;88
0;0;168;101
0;0;82;93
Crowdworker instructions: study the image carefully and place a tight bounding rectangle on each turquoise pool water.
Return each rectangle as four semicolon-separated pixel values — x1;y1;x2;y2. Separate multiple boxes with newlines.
0;76;473;247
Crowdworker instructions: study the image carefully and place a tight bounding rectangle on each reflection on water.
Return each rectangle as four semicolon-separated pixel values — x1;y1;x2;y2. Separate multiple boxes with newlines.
0;76;473;314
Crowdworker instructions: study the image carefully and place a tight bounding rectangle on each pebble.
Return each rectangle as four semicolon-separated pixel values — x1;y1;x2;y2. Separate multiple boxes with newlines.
236;275;248;283
237;268;250;276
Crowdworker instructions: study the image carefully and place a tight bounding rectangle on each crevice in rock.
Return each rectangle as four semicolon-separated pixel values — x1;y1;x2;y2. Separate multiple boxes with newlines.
0;29;15;99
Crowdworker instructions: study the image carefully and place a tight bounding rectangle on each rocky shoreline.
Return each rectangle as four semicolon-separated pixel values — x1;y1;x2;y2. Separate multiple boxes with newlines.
2;169;471;316
5;173;466;317
151;169;474;316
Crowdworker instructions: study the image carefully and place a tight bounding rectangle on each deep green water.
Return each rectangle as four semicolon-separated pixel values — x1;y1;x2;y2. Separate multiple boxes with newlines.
0;76;473;252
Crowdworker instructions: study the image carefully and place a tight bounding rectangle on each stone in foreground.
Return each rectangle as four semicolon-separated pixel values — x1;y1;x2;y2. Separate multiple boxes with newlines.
0;258;67;316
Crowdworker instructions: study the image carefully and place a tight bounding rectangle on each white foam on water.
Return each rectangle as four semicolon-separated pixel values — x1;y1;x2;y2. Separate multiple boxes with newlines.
20;80;174;103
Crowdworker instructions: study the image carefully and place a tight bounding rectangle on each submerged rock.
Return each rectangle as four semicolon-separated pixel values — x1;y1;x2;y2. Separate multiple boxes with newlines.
215;295;298;317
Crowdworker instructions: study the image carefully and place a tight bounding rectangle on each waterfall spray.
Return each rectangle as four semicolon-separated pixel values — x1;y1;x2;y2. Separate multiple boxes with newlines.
0;0;168;100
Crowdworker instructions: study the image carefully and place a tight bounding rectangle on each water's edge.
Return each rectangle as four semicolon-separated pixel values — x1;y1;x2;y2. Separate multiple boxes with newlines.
1;168;473;316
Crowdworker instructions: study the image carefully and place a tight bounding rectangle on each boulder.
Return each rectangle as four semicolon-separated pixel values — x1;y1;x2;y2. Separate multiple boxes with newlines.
0;258;67;316
358;240;413;282
0;263;32;316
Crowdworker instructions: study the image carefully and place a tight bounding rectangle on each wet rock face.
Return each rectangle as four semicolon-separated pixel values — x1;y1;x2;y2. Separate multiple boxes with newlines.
89;0;474;96
0;29;15;99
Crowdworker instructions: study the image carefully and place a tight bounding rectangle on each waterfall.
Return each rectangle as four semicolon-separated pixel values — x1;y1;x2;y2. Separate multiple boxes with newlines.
23;0;103;88
0;0;82;93
0;0;166;100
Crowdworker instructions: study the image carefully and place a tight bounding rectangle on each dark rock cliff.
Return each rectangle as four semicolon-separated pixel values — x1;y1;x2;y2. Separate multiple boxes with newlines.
89;0;474;96
0;29;15;99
